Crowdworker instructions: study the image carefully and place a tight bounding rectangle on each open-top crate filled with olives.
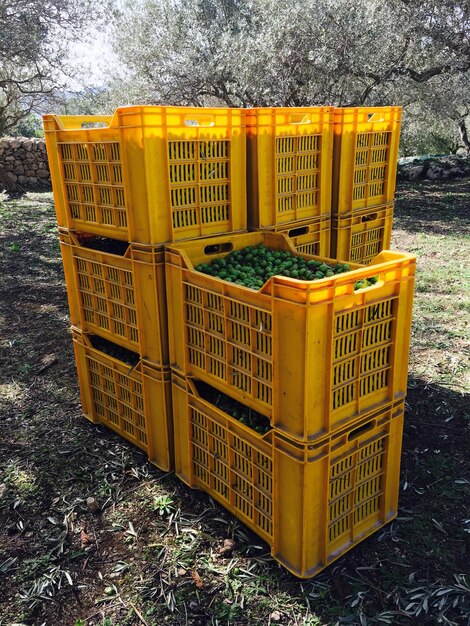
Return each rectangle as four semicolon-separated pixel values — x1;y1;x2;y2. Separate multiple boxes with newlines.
166;231;415;442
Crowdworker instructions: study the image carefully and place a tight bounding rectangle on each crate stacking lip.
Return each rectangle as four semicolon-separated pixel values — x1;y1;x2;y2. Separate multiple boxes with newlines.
251;215;331;258
72;329;173;471
332;107;401;216
165;230;415;443
246;107;334;229
59;230;168;365
332;204;394;265
43;106;247;244
172;373;404;578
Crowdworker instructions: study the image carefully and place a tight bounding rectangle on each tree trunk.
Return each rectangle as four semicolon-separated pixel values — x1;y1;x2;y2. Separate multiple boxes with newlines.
457;119;470;155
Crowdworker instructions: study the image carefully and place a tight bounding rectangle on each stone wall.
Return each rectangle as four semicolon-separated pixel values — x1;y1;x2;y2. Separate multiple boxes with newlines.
0;137;51;192
397;155;470;182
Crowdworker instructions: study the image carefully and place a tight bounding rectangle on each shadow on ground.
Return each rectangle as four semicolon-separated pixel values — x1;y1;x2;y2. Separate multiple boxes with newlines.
394;179;470;236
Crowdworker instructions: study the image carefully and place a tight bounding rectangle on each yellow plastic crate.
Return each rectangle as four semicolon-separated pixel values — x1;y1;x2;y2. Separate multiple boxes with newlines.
43;106;247;244
252;215;331;257
332;107;401;216
60;231;168;365
172;373;404;578
246;107;333;229
165;231;415;442
72;329;173;470
331;204;394;265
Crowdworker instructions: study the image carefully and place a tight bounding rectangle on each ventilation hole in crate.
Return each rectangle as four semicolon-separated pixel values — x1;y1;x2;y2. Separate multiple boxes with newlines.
276;136;295;154
200;160;228;181
230;369;250;393
335;309;360;334
297;242;318;255
297;174;317;192
369;181;385;197
186;305;204;328
187;326;204;350
234;450;252;478
331;455;355;479
333;358;356;386
171;187;197;209
231;321;250;346
253;310;272;332
61;144;74;160
361;345;390;373
354;495;381;524
255;331;271;357
200;183;229;205
201;204;229;224
370;165;386;181
373;131;390;147
276;195;294;213
297;152;319;171
206;292;224;313
333;382;355;410
256;357;272;383
277;176;294;195
366;227;383;243
94;164;108;183
329;515;350;543
76;144;88;160
360;370;389;397
359;439;384;462
330;493;353;523
114;188;125;208
371;146;388;162
208;313;224;334
233;492;252;520
356;134;370;149
170;162;196;184
66;184;80;202
334;332;359;360
207;356;226;380
277;155;295;174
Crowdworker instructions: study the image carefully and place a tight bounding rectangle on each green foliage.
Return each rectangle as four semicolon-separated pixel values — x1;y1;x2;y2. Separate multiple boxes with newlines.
11;114;44;138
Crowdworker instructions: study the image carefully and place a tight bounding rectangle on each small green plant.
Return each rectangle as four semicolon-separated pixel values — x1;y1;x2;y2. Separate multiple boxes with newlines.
152;494;175;516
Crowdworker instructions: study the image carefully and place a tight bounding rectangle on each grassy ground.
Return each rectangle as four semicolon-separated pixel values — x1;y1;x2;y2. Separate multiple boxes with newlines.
0;180;469;626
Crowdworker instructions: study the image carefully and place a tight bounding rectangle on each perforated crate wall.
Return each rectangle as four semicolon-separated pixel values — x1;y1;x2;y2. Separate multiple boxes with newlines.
166;230;415;442
332;107;401;216
172;373;404;578
246;107;333;229
60;231;168;365
43;107;247;244
72;330;173;470
331;204;394;264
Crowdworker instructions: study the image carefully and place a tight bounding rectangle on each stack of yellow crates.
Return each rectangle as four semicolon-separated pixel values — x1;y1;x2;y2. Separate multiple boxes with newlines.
43;106;247;472
330;107;401;263
44;104;414;579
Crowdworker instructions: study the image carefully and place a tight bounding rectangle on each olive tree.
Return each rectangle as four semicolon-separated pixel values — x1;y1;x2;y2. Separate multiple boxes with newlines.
109;0;470;152
0;0;106;135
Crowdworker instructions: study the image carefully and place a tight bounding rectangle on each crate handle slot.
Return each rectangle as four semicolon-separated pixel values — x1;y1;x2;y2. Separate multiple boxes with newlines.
52;115;113;130
204;242;233;255
185;115;215;127
367;112;385;123
361;213;378;223
287;225;310;237
348;420;375;441
289;114;311;125
354;278;384;292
